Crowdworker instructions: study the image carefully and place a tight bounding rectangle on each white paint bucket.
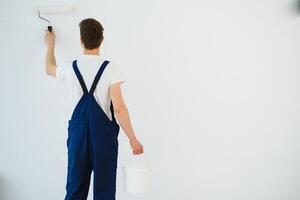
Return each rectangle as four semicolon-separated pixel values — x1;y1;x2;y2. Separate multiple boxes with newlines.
123;154;151;193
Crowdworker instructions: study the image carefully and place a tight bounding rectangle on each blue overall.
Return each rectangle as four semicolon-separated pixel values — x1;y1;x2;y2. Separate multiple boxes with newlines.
65;60;120;200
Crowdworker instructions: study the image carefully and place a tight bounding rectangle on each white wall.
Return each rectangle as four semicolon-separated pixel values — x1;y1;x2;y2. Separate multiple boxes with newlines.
1;0;300;199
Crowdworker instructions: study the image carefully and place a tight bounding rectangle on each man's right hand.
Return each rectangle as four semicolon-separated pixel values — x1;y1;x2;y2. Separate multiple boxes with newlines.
130;138;144;155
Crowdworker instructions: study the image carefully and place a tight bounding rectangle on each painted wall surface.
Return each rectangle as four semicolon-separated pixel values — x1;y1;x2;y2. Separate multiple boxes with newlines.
1;0;300;199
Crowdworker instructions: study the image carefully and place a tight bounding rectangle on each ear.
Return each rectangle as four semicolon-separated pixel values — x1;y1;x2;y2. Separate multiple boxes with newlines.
80;38;84;48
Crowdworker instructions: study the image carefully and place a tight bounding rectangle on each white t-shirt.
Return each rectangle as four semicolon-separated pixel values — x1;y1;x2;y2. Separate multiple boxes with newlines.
56;54;125;120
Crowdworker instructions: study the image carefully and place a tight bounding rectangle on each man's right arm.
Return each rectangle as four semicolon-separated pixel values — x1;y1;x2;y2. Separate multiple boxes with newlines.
110;83;144;155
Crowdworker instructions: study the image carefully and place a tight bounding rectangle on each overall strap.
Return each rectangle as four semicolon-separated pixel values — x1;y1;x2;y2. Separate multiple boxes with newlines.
110;100;116;122
90;61;117;122
89;60;110;94
72;60;88;94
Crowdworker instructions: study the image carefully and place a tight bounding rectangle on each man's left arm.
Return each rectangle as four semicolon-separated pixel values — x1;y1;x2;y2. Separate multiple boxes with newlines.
44;30;57;77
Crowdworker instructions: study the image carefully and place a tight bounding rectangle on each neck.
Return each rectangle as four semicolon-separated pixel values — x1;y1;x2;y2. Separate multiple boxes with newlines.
83;48;100;55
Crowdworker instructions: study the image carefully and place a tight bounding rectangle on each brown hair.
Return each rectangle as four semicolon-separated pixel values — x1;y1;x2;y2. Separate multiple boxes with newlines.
79;18;104;50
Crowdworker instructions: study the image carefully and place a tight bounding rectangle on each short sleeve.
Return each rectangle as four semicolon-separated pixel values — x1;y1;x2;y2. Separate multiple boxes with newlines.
56;60;72;81
56;66;66;81
109;62;125;85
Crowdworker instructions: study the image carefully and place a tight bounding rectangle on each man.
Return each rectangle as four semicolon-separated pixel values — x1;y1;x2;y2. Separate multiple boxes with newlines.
44;18;144;200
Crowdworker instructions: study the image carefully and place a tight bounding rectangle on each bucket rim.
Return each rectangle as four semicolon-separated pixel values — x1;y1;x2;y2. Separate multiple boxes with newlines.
122;166;151;173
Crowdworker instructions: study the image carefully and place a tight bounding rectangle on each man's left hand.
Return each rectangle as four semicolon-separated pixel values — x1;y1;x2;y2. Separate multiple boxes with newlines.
44;30;55;49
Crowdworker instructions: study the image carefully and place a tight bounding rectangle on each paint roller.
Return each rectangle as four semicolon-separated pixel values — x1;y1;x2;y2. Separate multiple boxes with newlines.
34;5;73;32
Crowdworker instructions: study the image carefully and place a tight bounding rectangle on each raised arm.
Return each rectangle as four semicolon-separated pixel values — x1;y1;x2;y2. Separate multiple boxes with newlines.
44;30;57;77
110;83;144;155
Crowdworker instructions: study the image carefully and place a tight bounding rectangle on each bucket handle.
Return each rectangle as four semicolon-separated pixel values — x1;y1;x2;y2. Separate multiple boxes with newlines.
123;153;150;170
142;153;150;169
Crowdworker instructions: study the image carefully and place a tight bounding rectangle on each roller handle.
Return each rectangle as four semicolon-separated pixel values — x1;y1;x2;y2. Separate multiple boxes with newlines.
47;26;53;32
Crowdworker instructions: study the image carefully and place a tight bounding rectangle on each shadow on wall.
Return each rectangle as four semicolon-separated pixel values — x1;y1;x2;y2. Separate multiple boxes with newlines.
289;0;300;14
0;175;14;200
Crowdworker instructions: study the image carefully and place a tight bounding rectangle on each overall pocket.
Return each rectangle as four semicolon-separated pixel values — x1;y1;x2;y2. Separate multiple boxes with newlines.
67;119;86;149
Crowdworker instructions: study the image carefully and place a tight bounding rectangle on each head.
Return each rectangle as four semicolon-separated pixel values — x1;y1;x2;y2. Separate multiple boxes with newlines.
79;18;104;50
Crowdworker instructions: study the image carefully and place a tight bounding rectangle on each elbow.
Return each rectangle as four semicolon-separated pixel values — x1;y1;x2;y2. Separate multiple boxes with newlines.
45;68;51;75
114;104;127;115
45;64;56;77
